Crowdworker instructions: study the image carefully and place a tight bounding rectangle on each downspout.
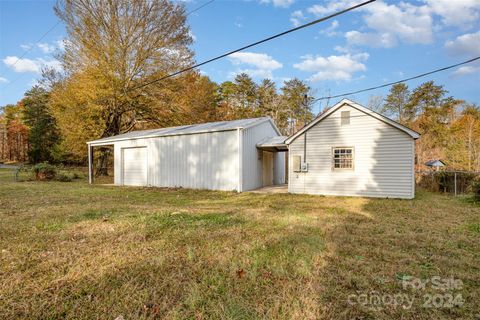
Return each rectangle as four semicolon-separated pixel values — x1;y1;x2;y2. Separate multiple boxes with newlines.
304;132;307;163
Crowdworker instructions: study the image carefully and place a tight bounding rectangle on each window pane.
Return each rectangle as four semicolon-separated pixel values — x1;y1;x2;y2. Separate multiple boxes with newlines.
333;148;353;169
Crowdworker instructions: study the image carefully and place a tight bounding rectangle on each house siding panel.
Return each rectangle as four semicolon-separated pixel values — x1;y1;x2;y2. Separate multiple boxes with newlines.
288;105;415;199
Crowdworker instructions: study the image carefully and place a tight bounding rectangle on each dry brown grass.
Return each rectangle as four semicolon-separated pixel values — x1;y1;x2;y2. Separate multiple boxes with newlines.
0;168;479;319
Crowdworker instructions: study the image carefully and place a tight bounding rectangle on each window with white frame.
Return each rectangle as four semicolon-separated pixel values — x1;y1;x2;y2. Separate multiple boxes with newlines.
333;147;354;170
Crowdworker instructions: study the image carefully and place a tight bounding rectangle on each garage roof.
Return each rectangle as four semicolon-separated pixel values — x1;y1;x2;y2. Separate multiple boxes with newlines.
88;117;278;145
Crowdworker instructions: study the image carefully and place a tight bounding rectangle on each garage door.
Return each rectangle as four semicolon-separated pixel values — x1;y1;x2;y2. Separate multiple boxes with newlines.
122;147;147;186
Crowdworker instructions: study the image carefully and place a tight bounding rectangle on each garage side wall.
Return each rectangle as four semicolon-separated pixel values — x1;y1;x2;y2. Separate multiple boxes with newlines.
288;105;415;199
241;121;284;191
114;130;240;191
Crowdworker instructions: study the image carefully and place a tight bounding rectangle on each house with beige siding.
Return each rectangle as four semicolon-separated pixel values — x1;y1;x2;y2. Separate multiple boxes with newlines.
284;99;420;199
87;99;419;199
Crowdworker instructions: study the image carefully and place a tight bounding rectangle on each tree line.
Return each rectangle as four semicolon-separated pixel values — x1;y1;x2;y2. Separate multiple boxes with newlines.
378;81;480;171
0;0;479;173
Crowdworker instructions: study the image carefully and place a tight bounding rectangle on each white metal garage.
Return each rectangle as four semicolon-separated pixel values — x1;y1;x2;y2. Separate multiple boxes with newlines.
87;117;286;192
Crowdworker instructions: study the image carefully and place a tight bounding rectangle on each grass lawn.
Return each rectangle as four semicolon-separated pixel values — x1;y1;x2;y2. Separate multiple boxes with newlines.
0;168;479;319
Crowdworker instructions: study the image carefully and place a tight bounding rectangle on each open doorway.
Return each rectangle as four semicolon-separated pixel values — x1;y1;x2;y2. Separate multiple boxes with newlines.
262;151;274;187
87;144;114;185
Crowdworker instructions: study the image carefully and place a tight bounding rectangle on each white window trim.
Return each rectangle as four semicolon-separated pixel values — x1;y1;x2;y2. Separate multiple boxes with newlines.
332;146;354;171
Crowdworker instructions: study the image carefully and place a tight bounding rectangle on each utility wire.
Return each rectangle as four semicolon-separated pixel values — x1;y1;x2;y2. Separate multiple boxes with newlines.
0;20;62;79
0;0;215;94
313;56;480;102
130;0;376;92
186;0;215;16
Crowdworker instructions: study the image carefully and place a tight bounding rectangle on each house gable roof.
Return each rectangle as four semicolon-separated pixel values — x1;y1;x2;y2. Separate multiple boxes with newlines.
285;98;420;144
425;159;446;167
88;117;280;145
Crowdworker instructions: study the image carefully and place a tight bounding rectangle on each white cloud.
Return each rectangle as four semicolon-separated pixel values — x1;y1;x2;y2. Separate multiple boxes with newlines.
424;0;480;29
356;1;433;47
261;0;295;8
308;1;434;47
3;56;62;73
3;56;40;73
319;20;340;37
272;0;294;8
307;1;354;16
39;58;62;72
56;39;67;51
293;52;369;82
37;42;56;54
345;30;397;48
333;45;350;54
20;44;32;51
452;65;480;76
0;77;8;83
229;52;282;70
445;31;480;56
229;52;282;79
188;30;196;42
290;10;305;27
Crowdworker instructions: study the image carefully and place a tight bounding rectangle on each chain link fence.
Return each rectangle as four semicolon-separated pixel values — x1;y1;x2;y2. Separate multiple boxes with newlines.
416;170;480;196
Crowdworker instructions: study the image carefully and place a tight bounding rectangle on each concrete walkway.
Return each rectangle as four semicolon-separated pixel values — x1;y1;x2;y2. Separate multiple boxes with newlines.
250;184;288;194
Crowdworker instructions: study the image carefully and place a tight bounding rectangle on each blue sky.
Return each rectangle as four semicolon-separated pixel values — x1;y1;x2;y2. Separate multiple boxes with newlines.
1;0;479;115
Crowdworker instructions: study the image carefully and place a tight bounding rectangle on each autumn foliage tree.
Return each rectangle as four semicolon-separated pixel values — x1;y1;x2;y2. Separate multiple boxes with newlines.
51;0;193;172
0;104;29;162
382;81;480;171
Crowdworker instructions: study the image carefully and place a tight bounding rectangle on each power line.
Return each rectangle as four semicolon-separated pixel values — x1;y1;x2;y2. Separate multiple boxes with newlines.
186;0;215;17
313;56;480;102
0;20;62;79
0;0;216;94
130;0;376;92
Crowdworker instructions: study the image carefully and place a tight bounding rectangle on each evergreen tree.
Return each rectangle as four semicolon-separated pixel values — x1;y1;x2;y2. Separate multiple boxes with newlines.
257;79;289;133
22;86;60;163
280;78;314;133
233;73;258;117
382;83;410;123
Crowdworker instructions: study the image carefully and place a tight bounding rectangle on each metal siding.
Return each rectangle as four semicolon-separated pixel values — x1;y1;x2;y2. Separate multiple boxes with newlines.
160;130;239;191
241;121;284;191
111;131;238;191
288;105;415;199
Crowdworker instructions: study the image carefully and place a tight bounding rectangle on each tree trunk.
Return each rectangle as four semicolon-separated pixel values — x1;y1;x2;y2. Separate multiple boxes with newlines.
95;147;111;176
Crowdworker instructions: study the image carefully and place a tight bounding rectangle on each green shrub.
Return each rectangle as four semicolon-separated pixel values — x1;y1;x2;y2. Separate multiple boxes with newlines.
32;163;57;181
56;173;72;182
469;179;480;202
